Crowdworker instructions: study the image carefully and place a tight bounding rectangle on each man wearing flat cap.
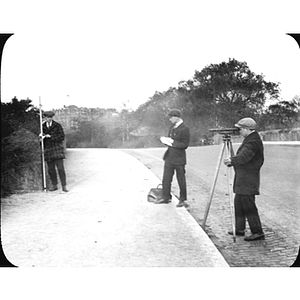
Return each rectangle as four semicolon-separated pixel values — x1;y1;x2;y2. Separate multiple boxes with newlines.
224;117;264;241
41;111;68;192
158;109;190;207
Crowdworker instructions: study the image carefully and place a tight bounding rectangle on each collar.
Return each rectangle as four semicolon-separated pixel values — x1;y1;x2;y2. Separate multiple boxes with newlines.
173;119;183;128
245;130;255;137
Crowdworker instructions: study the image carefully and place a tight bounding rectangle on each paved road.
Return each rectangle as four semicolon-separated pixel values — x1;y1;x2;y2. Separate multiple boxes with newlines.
1;149;228;267
123;143;300;267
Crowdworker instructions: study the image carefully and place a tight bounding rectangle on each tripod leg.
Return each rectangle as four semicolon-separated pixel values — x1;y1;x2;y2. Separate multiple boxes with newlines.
226;140;236;242
202;142;226;229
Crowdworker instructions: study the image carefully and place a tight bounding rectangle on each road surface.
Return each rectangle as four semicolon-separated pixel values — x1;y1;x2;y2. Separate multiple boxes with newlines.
123;143;300;267
1;149;228;267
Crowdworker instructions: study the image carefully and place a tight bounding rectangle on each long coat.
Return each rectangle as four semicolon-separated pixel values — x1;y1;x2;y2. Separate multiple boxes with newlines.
43;120;65;162
163;122;190;165
230;131;264;195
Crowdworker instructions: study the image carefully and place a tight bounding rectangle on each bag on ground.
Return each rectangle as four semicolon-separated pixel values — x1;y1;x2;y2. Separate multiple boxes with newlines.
147;184;163;202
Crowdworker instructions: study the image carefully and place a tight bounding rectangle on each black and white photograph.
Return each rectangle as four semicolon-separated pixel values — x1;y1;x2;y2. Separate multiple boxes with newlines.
1;0;299;298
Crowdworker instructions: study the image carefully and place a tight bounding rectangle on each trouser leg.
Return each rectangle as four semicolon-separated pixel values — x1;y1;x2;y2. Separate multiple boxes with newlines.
47;160;58;186
162;163;175;199
175;165;187;200
55;159;67;186
234;194;246;231
241;194;263;234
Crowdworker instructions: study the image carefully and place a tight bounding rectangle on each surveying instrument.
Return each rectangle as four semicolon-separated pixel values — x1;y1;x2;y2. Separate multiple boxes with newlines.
39;97;47;192
202;127;240;242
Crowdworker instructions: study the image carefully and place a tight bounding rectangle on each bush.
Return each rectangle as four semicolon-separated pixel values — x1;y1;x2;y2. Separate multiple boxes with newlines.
1;128;43;196
1;99;42;196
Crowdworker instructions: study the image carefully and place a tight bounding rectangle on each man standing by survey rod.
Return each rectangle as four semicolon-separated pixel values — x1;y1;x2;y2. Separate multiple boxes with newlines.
39;108;69;193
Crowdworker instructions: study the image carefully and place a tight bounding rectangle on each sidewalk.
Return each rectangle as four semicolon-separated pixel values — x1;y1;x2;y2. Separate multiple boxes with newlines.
1;149;228;267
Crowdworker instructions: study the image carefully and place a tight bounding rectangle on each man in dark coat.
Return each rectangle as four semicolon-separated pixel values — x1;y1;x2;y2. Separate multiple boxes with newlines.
224;117;264;241
41;111;68;192
157;109;190;207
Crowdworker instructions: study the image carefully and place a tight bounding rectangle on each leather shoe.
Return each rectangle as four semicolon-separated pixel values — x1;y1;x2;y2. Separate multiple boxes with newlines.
228;230;245;236
176;201;186;207
62;186;69;192
155;198;171;204
244;233;265;241
49;185;58;191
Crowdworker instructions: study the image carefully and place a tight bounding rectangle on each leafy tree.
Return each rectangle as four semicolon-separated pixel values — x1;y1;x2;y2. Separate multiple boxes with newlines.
177;81;214;140
66;113;127;148
67;119;95;147
1;97;41;196
1;97;39;138
179;58;280;128
263;98;299;129
134;88;181;135
119;102;132;145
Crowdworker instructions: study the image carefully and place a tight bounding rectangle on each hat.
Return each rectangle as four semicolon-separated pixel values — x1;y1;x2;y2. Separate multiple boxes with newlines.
168;109;181;118
235;117;257;129
43;111;55;117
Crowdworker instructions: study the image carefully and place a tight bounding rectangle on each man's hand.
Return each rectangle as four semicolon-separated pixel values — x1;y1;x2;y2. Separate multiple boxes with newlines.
223;158;232;167
160;136;174;147
39;133;51;139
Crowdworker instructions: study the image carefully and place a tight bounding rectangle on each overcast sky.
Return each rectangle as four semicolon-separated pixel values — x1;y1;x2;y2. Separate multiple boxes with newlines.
1;0;299;111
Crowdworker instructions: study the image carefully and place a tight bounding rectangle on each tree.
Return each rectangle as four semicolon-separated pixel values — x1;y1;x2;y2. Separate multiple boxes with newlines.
1;97;39;138
1;97;41;196
119;101;132;145
179;58;280;128
263;98;299;129
134;88;181;134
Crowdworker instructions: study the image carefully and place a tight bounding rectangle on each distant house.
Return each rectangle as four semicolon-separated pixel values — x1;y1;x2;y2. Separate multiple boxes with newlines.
53;105;118;132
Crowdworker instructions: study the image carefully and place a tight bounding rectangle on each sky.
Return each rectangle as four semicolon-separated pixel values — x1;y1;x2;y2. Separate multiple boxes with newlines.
1;0;299;111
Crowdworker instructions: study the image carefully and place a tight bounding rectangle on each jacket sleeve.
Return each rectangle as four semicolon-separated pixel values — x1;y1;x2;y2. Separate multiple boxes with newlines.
50;123;65;143
230;142;257;166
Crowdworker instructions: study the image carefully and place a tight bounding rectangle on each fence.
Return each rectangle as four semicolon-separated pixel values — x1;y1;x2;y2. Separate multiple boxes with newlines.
212;128;300;145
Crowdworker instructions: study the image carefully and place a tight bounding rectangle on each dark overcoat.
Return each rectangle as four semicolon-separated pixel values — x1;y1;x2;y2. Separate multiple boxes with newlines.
230;131;264;195
163;122;190;165
43;120;65;162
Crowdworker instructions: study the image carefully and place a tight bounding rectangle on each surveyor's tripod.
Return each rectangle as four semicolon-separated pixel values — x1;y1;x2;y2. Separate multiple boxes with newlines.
202;134;236;242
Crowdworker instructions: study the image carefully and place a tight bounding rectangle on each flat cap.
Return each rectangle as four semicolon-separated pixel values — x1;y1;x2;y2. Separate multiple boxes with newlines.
168;109;181;118
43;111;55;117
235;117;257;129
